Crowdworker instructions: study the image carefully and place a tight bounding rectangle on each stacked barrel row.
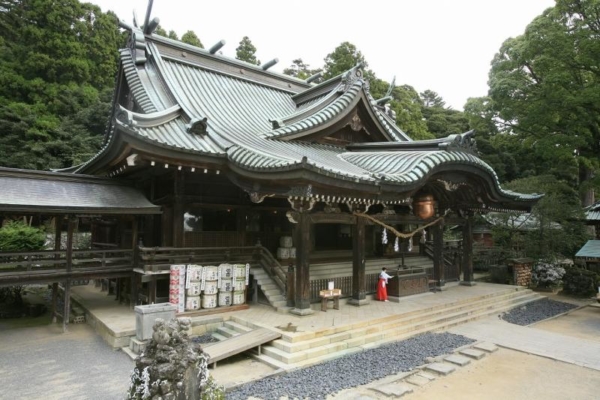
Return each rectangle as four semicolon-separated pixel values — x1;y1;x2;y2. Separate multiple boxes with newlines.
276;235;296;260
169;263;249;313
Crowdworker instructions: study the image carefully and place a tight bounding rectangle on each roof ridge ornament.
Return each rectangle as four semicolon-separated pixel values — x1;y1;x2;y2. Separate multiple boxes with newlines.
338;63;365;93
438;130;478;154
186;117;208;135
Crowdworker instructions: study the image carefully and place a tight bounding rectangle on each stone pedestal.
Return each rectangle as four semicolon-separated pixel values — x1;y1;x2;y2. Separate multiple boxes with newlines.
135;303;177;340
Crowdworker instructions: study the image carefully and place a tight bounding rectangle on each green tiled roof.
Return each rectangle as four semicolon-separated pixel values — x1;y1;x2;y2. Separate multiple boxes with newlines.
576;240;600;259
75;32;541;209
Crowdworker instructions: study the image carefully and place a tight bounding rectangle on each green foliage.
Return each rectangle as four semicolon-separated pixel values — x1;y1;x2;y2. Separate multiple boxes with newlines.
0;221;46;252
235;36;260;65
283;58;321;80
501;175;589;259
562;266;600;297
322;42;367;80
488;0;600;201
0;0;122;170
167;30;178;40
181;30;203;48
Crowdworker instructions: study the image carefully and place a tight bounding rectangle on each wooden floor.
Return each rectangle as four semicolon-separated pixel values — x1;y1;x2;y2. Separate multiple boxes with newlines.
202;328;282;366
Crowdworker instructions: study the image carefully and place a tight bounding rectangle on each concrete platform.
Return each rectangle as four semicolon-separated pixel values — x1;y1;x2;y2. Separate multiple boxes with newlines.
70;281;532;349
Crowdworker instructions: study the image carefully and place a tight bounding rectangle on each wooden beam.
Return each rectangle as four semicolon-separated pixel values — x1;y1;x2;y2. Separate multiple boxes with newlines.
350;215;367;304
52;215;62;323
173;171;185;247
433;220;445;287
461;214;475;285
62;279;71;332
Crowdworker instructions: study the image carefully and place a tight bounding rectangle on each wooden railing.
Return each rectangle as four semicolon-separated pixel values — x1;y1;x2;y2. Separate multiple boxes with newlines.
138;246;257;272
138;245;288;293
423;241;462;281
309;273;380;302
0;249;134;285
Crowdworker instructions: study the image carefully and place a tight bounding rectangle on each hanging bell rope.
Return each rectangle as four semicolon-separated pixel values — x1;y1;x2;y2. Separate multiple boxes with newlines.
353;210;449;239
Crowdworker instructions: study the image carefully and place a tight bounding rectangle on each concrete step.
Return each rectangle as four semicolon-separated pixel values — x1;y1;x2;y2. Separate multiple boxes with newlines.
121;346;139;361
223;320;253;334
211;332;228;342
261;288;542;366
216;326;239;338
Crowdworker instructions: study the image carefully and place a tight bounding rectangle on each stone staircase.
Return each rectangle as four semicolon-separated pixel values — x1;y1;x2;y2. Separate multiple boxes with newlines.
242;287;544;370
250;267;288;311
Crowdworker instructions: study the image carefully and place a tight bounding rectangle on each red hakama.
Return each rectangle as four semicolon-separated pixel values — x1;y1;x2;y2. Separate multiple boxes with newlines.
377;278;388;301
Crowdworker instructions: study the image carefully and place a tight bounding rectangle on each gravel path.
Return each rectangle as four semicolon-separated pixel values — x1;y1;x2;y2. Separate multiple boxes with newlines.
227;332;474;400
501;298;578;326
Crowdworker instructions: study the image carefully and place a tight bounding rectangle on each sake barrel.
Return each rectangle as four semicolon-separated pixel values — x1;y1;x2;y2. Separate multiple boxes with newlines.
221;278;233;292
185;296;201;311
219;263;233;279
279;236;293;248
233;279;246;292
232;291;245;305
186;282;201;296
203;280;219;295
187;265;202;281
288;247;296;259
277;247;290;260
218;291;233;307
201;294;217;309
204;266;219;281
233;264;246;280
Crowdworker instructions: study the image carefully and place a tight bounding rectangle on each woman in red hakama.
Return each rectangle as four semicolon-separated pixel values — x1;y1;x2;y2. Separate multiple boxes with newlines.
377;267;393;301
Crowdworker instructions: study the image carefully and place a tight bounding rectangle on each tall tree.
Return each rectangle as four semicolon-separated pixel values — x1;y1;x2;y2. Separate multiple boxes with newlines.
322;42;367;80
0;0;122;169
181;30;203;48
235;36;260;65
283;58;321;80
488;0;600;205
420;90;446;109
167;30;179;40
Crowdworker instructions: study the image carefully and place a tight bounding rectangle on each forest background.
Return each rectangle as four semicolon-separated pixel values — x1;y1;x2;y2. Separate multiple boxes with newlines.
0;0;599;261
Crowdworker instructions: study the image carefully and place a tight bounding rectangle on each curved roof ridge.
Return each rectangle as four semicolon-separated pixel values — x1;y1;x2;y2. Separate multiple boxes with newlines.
120;48;158;113
116;104;182;128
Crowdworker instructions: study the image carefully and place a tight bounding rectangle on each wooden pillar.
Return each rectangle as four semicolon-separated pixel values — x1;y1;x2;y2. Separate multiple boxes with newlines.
63;216;76;332
349;216;369;305
51;216;62;323
149;277;157;304
461;214;476;286
173;171;185;247
290;209;313;315
433;220;445;287
286;263;295;307
129;216;140;307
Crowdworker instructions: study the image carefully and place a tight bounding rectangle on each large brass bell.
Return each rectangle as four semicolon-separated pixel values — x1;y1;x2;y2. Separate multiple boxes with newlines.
413;195;435;219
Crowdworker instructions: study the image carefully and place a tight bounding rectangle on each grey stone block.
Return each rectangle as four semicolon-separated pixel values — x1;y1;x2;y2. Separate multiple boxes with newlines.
371;383;414;397
444;354;471;366
460;348;486;360
406;374;432;387
425;362;456;375
473;342;498;353
135;303;177;341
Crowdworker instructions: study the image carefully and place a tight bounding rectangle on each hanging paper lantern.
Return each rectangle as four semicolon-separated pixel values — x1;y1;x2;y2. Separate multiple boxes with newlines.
394;237;399;252
408;238;413;252
382;229;388;245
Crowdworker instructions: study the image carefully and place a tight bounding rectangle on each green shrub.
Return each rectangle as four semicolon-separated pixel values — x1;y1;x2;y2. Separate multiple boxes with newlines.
562;266;600;297
0;221;45;251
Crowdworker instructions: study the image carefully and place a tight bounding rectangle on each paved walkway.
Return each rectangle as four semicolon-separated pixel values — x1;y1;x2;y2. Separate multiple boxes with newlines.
449;315;600;371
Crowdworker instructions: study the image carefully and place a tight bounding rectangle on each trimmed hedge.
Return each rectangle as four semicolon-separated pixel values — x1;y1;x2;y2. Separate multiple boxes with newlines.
562;266;600;297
